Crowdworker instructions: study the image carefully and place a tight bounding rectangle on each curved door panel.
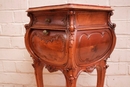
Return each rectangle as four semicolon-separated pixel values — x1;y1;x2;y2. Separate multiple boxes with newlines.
75;29;112;66
30;29;67;66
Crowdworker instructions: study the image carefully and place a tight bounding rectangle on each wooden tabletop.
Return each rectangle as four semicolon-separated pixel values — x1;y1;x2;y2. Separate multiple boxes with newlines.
27;3;113;12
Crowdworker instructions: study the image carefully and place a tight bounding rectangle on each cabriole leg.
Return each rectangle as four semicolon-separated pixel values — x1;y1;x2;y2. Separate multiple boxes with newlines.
32;58;44;87
96;59;108;87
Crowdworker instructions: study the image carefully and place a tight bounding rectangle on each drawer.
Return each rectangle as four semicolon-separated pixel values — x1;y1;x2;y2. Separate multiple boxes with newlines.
75;11;108;27
29;29;68;66
75;29;112;66
32;11;67;28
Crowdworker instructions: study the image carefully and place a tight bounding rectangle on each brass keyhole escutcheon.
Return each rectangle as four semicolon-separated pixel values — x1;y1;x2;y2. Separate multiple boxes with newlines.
43;30;49;35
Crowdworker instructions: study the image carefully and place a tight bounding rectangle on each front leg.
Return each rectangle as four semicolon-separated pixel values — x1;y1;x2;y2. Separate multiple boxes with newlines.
96;59;108;87
32;58;44;87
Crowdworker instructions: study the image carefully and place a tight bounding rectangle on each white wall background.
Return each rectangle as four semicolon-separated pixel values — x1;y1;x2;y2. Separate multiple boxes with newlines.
0;0;130;87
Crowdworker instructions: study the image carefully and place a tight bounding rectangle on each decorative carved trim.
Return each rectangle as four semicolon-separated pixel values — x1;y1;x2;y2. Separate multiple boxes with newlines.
32;58;42;68
63;67;78;84
103;58;109;69
33;31;65;51
68;11;75;32
69;32;74;48
32;56;59;73
108;11;116;30
25;13;33;30
45;64;58;72
96;58;109;70
68;11;76;48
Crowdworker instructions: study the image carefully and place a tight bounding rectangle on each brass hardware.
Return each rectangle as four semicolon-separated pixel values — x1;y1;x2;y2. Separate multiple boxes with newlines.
43;30;49;35
45;18;51;24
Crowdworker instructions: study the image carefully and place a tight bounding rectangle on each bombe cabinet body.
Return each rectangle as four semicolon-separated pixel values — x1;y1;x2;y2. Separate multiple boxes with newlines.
25;4;116;87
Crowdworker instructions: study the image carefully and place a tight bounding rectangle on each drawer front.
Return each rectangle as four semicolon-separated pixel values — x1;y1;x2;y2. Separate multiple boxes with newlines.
75;29;112;66
75;11;108;27
30;29;67;66
33;11;67;27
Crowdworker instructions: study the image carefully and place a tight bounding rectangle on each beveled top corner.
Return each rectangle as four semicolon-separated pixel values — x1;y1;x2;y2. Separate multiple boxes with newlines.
27;3;113;12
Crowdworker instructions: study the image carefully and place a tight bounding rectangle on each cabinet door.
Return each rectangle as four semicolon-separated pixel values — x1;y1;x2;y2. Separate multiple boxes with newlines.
75;29;112;66
29;29;68;66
